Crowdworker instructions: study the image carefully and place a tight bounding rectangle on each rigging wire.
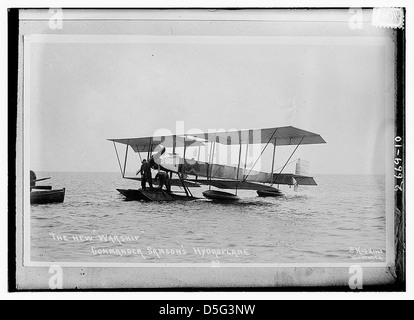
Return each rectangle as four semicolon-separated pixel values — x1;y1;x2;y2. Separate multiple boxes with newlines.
272;158;300;173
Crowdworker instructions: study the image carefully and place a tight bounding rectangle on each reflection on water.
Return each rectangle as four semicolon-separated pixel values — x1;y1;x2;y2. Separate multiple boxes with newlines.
30;172;387;264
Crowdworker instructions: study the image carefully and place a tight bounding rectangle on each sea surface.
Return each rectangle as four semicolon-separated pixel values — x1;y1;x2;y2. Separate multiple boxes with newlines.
30;172;387;264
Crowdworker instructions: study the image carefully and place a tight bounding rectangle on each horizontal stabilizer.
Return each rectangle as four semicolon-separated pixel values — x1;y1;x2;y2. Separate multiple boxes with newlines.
273;174;317;186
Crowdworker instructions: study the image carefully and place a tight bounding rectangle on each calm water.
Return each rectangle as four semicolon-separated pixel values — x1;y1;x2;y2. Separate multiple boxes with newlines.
30;172;387;264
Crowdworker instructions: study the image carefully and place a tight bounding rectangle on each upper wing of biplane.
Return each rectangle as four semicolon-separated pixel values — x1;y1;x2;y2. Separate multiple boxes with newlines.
187;126;326;146
108;126;326;148
108;135;205;153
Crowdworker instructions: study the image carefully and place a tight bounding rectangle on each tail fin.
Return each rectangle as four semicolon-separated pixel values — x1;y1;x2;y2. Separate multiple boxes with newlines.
294;159;311;191
295;158;310;176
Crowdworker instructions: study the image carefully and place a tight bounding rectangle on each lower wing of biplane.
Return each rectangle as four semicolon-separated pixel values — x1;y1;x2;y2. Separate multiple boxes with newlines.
108;126;326;201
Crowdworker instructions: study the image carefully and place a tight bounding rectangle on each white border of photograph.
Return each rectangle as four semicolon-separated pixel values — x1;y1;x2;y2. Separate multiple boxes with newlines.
10;6;408;292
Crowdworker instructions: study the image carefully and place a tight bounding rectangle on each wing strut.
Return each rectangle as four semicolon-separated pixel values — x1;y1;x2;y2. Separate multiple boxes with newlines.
272;136;305;185
182;135;187;176
208;141;216;190
113;142;124;178
235;131;243;195
147;137;153;160
270;138;277;183
170;135;177;180
123;140;129;178
243;128;278;182
178;172;192;197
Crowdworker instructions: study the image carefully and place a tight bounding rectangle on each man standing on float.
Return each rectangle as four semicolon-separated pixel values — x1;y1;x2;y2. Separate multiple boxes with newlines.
136;159;153;190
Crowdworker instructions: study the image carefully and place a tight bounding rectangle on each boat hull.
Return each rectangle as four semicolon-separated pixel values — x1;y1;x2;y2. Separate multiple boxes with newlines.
257;188;284;197
202;190;239;202
117;189;196;202
30;188;66;205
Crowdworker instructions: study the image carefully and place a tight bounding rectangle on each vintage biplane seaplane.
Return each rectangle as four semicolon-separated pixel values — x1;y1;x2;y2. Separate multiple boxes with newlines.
108;126;326;202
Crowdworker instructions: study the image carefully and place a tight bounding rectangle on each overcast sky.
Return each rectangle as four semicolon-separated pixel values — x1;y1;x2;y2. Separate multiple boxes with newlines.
28;35;394;175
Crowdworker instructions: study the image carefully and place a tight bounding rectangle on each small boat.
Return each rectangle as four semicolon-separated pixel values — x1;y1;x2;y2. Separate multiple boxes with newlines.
202;190;240;202
117;189;196;202
257;188;284;197
30;188;66;205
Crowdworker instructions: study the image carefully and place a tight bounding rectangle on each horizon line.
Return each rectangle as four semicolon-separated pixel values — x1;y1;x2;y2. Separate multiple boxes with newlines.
29;170;386;176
